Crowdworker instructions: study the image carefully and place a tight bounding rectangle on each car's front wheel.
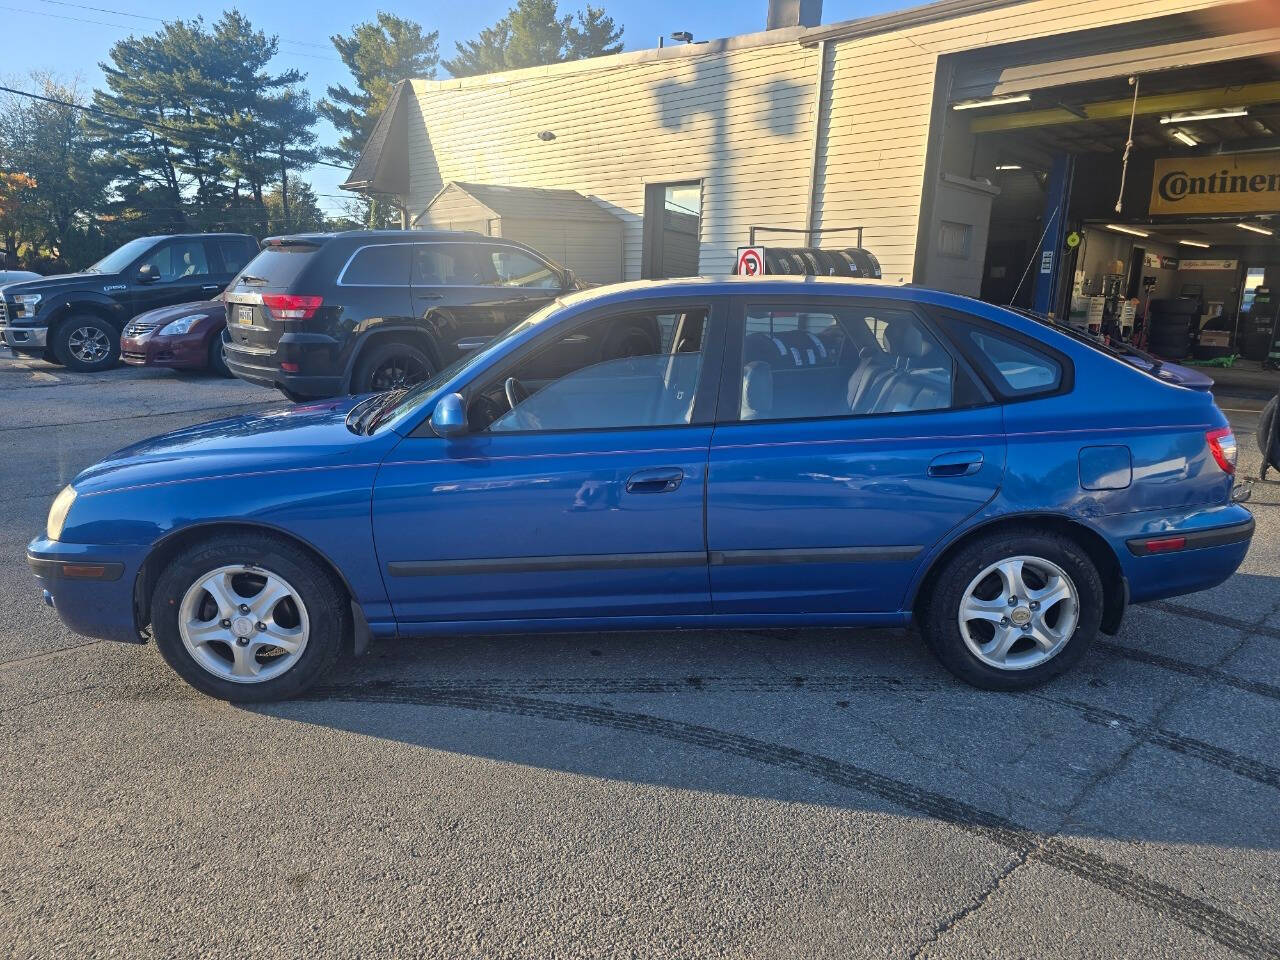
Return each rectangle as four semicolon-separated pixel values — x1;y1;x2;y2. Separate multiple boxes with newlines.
151;533;348;702
919;528;1102;690
54;315;120;372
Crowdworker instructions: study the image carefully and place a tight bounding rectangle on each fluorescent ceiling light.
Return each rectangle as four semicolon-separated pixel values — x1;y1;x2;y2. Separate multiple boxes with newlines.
1237;222;1274;236
952;93;1031;111
995;164;1022;171
1106;224;1150;238
1160;108;1249;124
1171;130;1197;147
1179;239;1211;249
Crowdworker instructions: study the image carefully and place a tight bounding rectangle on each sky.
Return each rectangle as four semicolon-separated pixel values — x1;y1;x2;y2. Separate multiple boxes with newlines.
1;0;912;213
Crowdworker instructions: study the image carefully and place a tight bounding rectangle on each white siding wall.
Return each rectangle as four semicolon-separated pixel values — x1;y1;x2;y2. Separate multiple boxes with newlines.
407;41;821;278
405;0;1228;283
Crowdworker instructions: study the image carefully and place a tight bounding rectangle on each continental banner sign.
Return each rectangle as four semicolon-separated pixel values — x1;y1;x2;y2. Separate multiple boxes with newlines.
1151;152;1280;215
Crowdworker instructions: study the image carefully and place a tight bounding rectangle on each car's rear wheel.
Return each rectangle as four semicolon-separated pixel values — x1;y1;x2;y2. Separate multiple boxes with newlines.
919;528;1102;690
151;533;348;702
54;315;120;372
352;341;434;393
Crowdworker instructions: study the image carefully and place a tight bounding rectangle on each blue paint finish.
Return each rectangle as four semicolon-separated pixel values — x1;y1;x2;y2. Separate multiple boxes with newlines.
707;406;1005;612
1079;445;1132;491
27;276;1252;657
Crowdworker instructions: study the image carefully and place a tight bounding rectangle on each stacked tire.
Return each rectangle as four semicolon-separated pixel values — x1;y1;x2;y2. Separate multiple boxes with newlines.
1146;298;1199;360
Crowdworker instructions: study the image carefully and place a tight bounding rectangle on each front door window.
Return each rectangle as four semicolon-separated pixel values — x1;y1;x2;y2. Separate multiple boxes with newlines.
467;307;710;433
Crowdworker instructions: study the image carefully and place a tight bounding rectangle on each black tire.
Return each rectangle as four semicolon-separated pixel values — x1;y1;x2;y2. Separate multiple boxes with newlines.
351;341;434;394
1258;395;1279;473
207;333;232;378
919;527;1103;690
151;533;349;702
53;314;120;372
279;387;313;403
1150;297;1200;318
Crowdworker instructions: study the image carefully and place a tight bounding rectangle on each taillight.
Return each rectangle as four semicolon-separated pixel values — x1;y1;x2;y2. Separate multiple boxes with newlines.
261;294;323;320
1206;427;1237;475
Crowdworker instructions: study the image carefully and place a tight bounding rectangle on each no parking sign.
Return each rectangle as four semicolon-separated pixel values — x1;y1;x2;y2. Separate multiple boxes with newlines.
736;246;766;276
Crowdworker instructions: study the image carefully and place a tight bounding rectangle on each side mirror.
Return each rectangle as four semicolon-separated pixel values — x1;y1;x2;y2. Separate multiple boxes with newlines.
137;263;159;284
561;268;577;290
430;393;468;438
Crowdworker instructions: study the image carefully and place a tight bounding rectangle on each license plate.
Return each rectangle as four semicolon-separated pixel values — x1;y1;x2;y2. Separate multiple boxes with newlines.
237;305;254;326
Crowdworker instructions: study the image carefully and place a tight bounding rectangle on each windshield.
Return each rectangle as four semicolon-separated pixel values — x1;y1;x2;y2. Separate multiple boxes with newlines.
88;237;158;274
370;299;565;433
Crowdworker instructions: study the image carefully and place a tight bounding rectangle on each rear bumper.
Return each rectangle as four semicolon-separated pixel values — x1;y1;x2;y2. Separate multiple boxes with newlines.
225;335;345;398
27;536;148;644
1102;505;1254;604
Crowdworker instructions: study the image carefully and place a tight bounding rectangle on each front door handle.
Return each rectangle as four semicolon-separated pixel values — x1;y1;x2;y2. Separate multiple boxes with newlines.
626;467;684;494
416;293;444;301
201;284;220;291
928;451;984;478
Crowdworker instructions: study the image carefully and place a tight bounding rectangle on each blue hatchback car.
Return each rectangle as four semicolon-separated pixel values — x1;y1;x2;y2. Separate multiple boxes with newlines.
29;277;1253;701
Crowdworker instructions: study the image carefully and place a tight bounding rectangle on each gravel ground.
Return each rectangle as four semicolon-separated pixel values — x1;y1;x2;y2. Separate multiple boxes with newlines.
1;352;1277;959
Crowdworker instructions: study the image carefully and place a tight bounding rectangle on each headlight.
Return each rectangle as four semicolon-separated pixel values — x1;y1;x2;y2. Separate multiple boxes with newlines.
47;485;76;542
12;293;41;317
159;314;205;336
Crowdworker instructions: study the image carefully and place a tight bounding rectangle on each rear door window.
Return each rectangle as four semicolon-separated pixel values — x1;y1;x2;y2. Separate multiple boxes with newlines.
341;244;411;286
412;244;491;286
217;238;255;275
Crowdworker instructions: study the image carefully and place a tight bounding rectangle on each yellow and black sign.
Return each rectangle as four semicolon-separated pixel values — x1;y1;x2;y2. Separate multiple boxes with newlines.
1150;152;1280;215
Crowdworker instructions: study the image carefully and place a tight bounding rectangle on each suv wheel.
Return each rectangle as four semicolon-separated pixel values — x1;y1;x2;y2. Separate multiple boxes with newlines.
352;341;434;393
54;315;120;372
919;528;1102;690
151;533;348;702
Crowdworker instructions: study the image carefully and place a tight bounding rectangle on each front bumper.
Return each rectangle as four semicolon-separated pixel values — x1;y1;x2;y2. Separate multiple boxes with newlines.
1;324;48;351
120;332;208;369
27;536;148;644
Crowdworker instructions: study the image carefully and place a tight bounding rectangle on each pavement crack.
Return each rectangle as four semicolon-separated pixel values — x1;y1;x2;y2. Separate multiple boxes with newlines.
907;848;1032;960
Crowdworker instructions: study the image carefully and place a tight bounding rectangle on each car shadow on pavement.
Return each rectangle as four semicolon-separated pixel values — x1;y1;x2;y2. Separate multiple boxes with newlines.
251;589;1280;857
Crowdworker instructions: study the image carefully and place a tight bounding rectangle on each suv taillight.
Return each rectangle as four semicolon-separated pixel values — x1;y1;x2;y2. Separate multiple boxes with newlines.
261;294;323;320
1206;427;1237;475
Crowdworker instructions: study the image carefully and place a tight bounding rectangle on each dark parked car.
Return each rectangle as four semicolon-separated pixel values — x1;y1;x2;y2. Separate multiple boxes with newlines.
29;277;1251;702
0;233;257;371
120;300;230;377
223;230;586;400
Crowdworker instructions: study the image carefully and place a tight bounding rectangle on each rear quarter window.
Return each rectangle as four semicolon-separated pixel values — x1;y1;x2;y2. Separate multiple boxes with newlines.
952;320;1065;398
341;245;411;286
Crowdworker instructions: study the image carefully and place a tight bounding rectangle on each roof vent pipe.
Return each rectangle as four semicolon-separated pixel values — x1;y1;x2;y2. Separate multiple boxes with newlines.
768;0;822;29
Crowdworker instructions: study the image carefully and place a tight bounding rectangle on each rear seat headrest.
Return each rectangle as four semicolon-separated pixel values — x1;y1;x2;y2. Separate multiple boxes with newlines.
883;319;928;359
741;361;773;419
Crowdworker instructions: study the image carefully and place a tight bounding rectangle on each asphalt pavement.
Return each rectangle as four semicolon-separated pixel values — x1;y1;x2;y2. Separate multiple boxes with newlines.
1;354;1278;959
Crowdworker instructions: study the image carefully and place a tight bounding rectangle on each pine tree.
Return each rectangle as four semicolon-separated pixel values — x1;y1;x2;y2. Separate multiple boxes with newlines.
444;0;624;78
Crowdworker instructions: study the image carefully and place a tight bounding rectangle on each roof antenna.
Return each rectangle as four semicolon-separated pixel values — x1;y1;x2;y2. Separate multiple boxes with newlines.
1115;75;1141;214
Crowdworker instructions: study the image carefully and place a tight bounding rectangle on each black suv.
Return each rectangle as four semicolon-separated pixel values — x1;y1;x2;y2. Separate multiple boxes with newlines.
0;233;258;371
223;230;584;399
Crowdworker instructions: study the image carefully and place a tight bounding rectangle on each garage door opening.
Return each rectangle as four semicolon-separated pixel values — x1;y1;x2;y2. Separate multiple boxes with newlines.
642;182;702;279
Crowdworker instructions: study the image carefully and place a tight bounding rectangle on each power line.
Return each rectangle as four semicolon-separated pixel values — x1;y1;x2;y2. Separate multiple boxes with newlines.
0;83;353;173
8;1;341;63
32;0;339;54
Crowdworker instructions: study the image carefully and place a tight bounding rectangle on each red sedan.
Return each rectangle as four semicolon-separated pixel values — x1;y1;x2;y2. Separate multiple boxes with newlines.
120;300;230;376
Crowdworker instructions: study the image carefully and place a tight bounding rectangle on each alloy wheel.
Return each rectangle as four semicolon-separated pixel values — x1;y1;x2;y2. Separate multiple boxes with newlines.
369;355;429;391
67;326;111;364
957;555;1079;671
177;564;310;683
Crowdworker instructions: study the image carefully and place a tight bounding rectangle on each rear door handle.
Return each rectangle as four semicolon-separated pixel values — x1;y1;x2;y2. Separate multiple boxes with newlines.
201;284;220;291
626;467;684;494
928;451;984;478
416;293;444;301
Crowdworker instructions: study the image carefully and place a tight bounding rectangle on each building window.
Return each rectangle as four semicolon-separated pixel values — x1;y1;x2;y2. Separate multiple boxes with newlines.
938;221;972;259
642;182;701;279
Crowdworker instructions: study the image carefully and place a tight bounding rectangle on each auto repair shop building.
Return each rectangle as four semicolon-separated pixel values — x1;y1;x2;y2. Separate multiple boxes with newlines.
345;0;1279;327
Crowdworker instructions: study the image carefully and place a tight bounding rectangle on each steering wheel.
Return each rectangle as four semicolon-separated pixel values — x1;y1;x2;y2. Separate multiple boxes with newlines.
504;376;530;410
